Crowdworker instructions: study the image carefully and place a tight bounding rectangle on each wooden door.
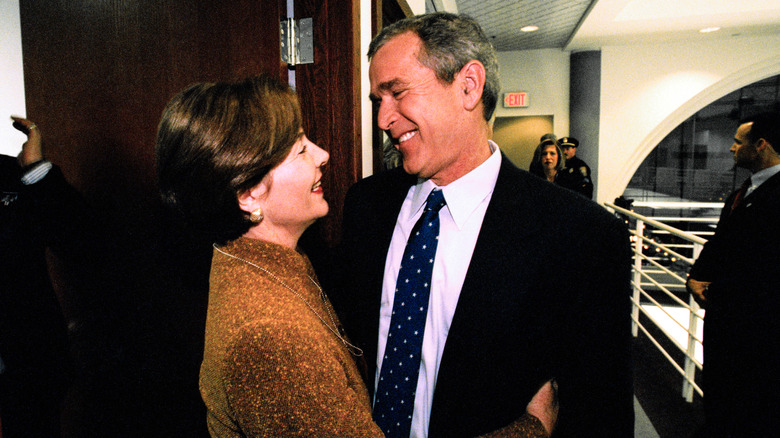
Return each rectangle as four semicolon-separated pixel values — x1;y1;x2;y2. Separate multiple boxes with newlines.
295;0;360;249
20;0;288;204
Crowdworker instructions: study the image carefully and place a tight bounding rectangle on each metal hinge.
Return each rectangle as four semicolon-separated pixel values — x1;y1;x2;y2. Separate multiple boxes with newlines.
280;17;313;65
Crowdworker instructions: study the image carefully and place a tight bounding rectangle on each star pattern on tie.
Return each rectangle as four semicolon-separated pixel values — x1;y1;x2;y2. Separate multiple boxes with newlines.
373;188;446;438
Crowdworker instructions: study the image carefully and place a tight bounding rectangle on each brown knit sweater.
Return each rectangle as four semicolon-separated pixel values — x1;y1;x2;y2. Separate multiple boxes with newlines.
200;237;383;437
200;237;549;437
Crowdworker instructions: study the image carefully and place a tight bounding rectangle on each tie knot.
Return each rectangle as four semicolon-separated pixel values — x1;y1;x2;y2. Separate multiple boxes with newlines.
425;189;446;212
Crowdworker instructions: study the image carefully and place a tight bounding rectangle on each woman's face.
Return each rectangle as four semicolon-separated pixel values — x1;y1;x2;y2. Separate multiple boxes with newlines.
541;145;559;171
260;134;330;234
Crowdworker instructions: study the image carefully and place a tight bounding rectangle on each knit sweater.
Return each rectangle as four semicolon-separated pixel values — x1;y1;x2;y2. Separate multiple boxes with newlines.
200;237;383;437
200;237;549;437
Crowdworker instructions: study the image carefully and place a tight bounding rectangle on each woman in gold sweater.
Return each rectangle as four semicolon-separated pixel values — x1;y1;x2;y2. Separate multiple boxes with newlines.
155;75;556;437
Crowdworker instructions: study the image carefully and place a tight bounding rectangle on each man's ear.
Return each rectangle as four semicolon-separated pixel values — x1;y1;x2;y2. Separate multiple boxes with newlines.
757;138;780;159
458;60;486;112
237;180;268;214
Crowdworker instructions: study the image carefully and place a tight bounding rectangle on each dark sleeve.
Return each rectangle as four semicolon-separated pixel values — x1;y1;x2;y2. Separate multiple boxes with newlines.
688;202;731;281
579;165;593;199
554;213;634;436
556;165;592;199
20;164;103;256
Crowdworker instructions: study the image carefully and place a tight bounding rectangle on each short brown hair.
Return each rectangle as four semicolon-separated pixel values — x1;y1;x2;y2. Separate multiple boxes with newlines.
368;12;500;122
156;75;302;244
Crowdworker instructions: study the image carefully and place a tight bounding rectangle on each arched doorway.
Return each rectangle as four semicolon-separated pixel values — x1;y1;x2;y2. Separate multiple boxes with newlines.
622;74;779;204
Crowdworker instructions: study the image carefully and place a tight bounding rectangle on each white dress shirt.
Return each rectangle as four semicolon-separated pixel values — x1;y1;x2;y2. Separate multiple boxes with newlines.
746;163;780;198
375;141;502;438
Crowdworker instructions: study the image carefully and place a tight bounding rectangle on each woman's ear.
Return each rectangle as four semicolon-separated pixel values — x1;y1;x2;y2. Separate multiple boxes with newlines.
237;180;269;214
459;60;486;112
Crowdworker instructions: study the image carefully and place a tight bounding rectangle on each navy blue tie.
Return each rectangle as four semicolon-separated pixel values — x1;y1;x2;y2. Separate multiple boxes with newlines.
373;188;446;438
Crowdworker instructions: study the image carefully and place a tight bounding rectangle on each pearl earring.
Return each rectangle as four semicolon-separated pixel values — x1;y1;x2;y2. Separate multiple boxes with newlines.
250;207;264;223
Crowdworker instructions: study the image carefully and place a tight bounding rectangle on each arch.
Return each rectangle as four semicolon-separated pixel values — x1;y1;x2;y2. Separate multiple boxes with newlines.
617;55;780;197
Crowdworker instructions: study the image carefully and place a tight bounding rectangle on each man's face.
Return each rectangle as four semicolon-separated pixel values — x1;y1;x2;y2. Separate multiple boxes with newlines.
562;146;576;160
369;32;467;185
730;122;759;171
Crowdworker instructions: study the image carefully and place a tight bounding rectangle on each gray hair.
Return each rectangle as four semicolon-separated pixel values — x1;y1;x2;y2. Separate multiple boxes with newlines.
368;12;500;121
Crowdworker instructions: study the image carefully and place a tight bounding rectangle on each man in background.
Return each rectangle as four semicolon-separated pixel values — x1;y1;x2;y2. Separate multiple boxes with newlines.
687;111;780;437
557;137;592;199
1;117;71;437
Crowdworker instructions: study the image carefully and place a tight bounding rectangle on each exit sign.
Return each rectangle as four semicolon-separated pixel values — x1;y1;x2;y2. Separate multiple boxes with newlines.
503;92;529;108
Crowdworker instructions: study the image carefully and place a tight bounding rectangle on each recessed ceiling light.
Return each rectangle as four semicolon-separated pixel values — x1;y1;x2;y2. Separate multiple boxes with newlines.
700;27;721;33
521;25;539;32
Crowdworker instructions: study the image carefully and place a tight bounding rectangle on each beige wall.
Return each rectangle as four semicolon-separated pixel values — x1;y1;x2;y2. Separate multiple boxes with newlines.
495;49;571;139
598;35;780;203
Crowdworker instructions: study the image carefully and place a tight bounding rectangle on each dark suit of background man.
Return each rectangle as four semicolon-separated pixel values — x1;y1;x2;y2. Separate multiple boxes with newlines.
687;111;780;437
1;117;71;437
331;12;633;437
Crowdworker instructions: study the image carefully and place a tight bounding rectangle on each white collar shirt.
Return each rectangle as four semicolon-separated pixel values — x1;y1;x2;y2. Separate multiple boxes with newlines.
376;141;501;438
747;163;780;197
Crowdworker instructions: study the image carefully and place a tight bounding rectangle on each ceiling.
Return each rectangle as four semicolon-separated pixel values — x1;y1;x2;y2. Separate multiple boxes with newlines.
451;0;780;52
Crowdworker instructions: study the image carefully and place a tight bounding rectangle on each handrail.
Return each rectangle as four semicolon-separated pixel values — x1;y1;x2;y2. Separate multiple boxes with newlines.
604;201;713;402
606;202;708;245
632;201;723;209
631;231;695;265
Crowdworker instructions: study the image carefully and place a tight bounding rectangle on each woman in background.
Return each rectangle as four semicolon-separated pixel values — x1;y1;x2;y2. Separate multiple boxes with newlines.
530;138;565;183
529;139;583;197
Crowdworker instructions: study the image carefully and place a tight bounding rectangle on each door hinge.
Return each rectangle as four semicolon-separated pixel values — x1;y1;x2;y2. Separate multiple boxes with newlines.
280;17;313;65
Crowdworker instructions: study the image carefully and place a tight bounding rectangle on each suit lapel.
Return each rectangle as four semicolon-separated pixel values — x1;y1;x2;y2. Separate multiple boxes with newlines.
446;155;544;333
725;171;780;223
429;156;554;431
742;170;780;209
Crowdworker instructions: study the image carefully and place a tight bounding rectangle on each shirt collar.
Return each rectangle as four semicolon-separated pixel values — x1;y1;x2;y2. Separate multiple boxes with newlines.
409;141;501;230
749;163;780;194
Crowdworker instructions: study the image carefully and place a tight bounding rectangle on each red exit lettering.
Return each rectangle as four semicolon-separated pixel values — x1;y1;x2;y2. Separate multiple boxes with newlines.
503;92;529;108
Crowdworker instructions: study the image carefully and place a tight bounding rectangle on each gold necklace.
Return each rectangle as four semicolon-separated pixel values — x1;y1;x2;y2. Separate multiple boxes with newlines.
213;244;363;357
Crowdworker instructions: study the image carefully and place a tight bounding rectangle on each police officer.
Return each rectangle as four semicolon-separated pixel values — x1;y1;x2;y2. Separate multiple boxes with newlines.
557;137;593;199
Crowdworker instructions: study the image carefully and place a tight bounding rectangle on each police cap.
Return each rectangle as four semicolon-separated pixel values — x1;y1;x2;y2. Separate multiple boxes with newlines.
557;137;579;149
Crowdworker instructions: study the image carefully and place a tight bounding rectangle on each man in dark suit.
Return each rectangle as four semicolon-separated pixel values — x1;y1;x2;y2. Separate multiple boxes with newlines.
332;12;633;437
687;111;780;437
1;117;71;437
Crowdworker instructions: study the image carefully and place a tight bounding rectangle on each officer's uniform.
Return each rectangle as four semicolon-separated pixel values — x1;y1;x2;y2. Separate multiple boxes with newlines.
557;137;593;199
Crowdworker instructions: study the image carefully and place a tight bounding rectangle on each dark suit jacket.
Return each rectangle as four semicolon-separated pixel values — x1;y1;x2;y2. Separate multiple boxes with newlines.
332;154;634;437
0;156;71;437
688;171;780;436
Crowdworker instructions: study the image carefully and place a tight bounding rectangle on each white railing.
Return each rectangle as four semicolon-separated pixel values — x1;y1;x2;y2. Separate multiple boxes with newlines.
604;201;720;403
